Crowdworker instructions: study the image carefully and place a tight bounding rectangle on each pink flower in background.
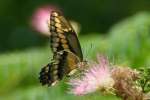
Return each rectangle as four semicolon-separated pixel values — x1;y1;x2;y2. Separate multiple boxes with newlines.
31;5;57;36
31;5;81;36
68;55;114;95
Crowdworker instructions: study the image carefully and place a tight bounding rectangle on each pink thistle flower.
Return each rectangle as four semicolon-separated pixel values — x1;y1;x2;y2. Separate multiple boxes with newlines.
30;5;58;36
68;55;114;95
111;67;143;100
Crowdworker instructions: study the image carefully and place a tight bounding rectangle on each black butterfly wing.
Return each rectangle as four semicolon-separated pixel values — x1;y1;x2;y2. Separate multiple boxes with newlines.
39;11;83;86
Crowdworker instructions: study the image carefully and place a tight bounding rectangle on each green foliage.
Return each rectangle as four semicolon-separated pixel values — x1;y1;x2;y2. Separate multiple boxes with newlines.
0;39;119;100
138;68;150;93
0;47;51;94
1;0;150;51
108;12;150;67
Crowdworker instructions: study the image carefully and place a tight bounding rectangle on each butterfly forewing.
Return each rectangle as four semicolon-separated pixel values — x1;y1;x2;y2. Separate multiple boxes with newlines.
50;11;83;60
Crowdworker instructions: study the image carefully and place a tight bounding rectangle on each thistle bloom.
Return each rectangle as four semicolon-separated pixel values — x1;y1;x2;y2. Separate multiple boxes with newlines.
68;55;114;95
68;55;148;99
111;67;143;100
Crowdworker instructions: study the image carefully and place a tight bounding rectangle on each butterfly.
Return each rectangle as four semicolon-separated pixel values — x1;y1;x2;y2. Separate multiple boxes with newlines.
39;11;83;86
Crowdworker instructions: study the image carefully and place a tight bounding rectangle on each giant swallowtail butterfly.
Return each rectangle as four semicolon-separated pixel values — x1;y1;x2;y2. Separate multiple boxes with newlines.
39;11;83;86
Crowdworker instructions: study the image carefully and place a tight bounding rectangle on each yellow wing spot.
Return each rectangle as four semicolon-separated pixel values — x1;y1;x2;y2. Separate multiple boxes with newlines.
51;80;59;86
47;19;51;28
62;44;69;49
55;23;61;28
58;33;65;39
68;28;72;31
45;66;49;73
63;28;69;32
57;28;64;33
55;17;60;23
52;65;58;69
68;69;78;76
61;39;67;44
53;75;58;80
53;70;58;75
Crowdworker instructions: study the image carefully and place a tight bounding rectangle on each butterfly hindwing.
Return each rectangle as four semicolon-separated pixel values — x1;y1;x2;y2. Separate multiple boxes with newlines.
39;52;67;86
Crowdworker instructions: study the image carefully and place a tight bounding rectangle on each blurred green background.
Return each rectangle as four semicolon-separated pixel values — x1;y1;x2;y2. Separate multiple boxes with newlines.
0;0;150;100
